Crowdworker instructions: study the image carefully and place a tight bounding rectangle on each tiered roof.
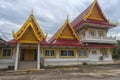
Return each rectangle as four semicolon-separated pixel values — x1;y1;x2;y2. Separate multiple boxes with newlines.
71;0;116;31
9;13;48;44
49;18;83;46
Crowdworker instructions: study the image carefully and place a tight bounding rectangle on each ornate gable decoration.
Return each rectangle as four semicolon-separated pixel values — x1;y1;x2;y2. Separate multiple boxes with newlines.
13;14;46;43
84;0;109;22
53;18;79;40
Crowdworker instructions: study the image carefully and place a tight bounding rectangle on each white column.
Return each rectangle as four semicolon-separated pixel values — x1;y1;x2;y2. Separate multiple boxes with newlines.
14;43;20;71
37;43;40;69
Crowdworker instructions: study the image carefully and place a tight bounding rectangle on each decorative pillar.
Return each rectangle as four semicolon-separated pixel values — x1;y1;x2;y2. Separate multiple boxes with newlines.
37;43;40;69
14;43;20;71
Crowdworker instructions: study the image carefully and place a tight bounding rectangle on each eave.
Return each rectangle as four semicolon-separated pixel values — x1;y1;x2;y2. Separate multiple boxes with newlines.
86;44;117;48
74;19;117;31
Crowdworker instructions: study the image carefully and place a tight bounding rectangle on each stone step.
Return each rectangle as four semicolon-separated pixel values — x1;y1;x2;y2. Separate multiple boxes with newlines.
19;61;37;70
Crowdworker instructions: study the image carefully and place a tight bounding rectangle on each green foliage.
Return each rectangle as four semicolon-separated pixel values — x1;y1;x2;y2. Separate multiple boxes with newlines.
112;40;120;59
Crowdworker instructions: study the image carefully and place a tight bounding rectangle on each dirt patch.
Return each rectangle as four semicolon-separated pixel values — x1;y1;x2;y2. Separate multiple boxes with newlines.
0;64;120;80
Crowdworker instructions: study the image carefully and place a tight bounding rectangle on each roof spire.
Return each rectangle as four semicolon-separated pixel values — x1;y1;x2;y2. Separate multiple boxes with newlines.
94;0;97;2
67;14;69;20
30;8;33;15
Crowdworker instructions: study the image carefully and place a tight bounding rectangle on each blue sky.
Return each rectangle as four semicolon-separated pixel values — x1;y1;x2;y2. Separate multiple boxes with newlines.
0;0;120;40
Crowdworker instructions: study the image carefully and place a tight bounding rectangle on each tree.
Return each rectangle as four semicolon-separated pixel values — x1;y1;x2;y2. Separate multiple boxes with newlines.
112;40;120;59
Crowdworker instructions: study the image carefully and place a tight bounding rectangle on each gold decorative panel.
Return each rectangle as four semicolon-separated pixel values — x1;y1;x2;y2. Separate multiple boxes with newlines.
88;5;105;20
19;26;38;43
60;25;75;39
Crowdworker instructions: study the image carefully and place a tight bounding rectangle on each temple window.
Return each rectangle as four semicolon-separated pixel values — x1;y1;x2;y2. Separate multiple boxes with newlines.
101;49;108;57
92;51;97;54
81;31;85;38
45;50;55;57
99;32;104;39
2;48;12;57
90;30;96;37
60;50;74;57
79;50;87;57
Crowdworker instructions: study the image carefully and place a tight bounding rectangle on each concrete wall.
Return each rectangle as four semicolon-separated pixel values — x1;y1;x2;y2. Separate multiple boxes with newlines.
0;48;16;69
0;47;114;69
43;48;113;66
77;27;107;39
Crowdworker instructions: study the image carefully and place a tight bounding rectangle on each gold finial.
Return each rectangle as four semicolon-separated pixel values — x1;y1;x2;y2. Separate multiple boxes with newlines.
94;0;97;2
31;8;33;15
45;33;48;39
67;14;69;20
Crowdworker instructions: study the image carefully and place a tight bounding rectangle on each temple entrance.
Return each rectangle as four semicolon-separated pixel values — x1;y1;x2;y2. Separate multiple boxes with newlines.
19;48;37;70
24;49;34;61
20;49;37;61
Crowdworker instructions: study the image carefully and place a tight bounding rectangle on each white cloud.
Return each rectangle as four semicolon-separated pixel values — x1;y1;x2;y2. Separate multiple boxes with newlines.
0;0;13;9
0;0;120;41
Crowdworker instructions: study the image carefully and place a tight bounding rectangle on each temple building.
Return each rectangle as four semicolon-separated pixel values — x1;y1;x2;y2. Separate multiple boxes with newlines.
0;0;117;70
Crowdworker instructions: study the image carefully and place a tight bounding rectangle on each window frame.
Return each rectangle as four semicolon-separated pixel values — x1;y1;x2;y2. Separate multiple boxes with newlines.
99;31;104;39
60;49;75;58
101;49;108;57
79;49;88;58
89;30;96;38
92;51;97;54
1;48;12;58
44;49;56;58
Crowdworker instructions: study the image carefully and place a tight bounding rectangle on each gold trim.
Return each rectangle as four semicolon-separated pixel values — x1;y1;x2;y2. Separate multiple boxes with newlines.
19;40;38;43
84;0;109;22
14;15;45;41
54;18;80;40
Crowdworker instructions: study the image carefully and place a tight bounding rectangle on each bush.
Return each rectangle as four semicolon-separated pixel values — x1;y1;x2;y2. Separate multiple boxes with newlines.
112;40;120;59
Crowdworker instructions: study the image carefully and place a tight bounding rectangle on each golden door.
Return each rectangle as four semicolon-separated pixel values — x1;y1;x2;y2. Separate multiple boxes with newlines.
24;49;34;61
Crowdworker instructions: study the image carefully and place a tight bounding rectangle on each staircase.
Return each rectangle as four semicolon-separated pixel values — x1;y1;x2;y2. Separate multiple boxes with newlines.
19;61;37;70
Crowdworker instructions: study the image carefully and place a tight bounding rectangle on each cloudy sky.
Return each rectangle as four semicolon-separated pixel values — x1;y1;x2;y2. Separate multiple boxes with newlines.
0;0;120;41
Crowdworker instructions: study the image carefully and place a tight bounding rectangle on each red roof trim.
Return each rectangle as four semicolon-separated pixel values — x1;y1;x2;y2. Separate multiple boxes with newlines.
49;39;83;47
74;19;116;31
85;19;116;26
87;44;117;48
8;39;18;44
39;39;49;45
